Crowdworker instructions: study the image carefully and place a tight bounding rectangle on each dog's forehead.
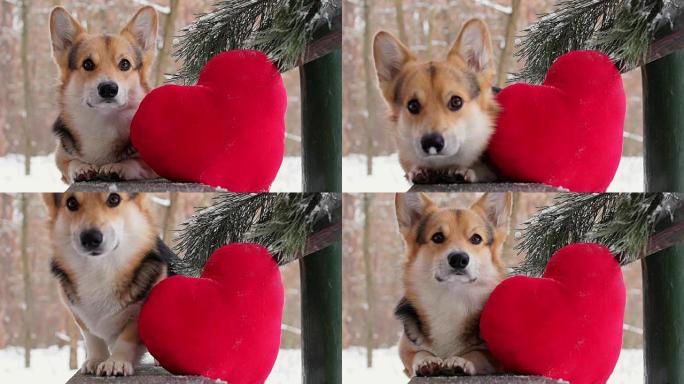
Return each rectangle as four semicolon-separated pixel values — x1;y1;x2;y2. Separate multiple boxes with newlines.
395;61;480;104
67;34;140;70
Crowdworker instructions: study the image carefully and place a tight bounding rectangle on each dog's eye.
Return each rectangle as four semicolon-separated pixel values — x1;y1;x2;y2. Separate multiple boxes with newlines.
82;59;95;71
106;193;121;208
431;232;445;244
448;95;463;111
470;233;482;245
119;59;131;71
407;99;421;115
66;197;79;211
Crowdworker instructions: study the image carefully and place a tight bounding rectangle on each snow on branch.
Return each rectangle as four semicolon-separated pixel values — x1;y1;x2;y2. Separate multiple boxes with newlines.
474;0;512;14
131;0;170;15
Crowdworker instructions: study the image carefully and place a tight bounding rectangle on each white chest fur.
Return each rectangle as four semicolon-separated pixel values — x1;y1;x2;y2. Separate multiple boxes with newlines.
412;275;493;359
65;250;138;344
68;105;136;165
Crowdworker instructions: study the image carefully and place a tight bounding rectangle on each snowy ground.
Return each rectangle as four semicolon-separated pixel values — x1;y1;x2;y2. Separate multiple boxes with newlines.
342;347;644;384
0;345;302;383
343;154;644;193
0;346;644;383
0;154;302;192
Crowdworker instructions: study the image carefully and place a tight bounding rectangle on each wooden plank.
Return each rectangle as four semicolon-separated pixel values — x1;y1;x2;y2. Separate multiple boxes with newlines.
67;179;218;193
408;376;566;384
408;183;564;193
66;365;216;384
300;1;341;67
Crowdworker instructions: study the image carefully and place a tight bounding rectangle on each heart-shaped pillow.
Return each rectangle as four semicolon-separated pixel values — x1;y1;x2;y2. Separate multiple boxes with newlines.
139;243;284;383
131;50;286;192
480;243;625;384
489;51;626;192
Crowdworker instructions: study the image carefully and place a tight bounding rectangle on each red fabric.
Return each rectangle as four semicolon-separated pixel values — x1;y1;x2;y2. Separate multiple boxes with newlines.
138;243;284;384
489;51;625;192
480;243;625;384
131;50;286;192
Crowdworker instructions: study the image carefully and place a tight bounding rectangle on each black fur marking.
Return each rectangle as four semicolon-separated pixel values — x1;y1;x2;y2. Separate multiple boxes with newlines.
395;297;425;345
484;221;494;246
155;238;179;277
492;86;501;95
50;259;78;304
415;212;432;245
133;45;143;71
465;72;481;99
67;41;82;70
53;117;80;156
118;238;179;306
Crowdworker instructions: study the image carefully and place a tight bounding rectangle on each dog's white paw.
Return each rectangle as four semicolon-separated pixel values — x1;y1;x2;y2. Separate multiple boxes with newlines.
68;162;99;183
100;159;156;181
441;355;476;376
95;358;134;376
414;355;443;377
80;357;107;375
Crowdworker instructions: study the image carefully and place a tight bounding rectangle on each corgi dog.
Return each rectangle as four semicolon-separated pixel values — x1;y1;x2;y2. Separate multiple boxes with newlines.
43;193;175;376
394;192;512;377
49;7;159;183
373;19;499;184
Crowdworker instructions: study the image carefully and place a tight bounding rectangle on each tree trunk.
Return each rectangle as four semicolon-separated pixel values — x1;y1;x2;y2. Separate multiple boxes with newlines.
362;0;376;175
393;0;407;43
154;0;180;87
496;0;521;88
68;312;79;370
162;192;179;244
362;194;375;367
20;193;33;367
20;0;32;175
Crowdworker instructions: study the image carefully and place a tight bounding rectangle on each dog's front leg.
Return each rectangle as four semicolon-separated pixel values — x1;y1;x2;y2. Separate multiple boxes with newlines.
80;330;110;375
96;320;143;377
460;349;499;375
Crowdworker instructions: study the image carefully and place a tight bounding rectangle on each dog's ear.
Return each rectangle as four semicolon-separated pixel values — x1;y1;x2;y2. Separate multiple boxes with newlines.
42;193;62;220
448;18;494;75
121;6;158;52
471;192;512;233
373;31;415;88
49;7;85;62
395;193;435;237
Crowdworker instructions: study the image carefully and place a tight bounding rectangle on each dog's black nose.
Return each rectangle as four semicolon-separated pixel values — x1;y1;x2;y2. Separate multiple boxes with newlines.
448;252;469;269
421;133;445;154
80;229;103;250
98;81;118;99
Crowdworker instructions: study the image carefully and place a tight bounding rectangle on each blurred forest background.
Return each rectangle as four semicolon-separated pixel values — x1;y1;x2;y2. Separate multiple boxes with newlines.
342;192;645;366
0;192;304;369
342;0;644;174
0;0;302;173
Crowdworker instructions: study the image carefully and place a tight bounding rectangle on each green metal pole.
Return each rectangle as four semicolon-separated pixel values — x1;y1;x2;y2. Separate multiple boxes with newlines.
299;48;342;384
642;49;684;383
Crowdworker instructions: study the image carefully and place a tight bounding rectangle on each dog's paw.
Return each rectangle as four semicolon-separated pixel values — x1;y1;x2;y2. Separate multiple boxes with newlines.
99;159;157;181
69;163;99;183
414;355;443;377
408;168;435;184
441;355;476;376
442;168;477;183
95;358;134;376
80;358;107;375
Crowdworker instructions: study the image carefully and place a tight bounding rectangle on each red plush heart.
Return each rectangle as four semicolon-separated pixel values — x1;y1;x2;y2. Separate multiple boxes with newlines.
139;243;284;384
131;50;286;192
489;51;625;192
480;243;625;384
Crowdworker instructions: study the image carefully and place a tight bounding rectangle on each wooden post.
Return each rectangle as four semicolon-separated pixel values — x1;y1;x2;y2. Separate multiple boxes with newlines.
642;10;684;382
299;4;342;381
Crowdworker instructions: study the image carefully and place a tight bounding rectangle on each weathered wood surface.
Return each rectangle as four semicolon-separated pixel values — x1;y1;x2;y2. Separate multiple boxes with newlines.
408;375;567;384
67;179;218;193
66;365;220;384
408;183;564;193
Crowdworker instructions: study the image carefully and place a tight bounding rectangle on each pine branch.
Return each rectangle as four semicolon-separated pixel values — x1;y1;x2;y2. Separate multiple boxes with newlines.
172;0;338;84
514;193;666;276
516;0;670;83
171;193;340;276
